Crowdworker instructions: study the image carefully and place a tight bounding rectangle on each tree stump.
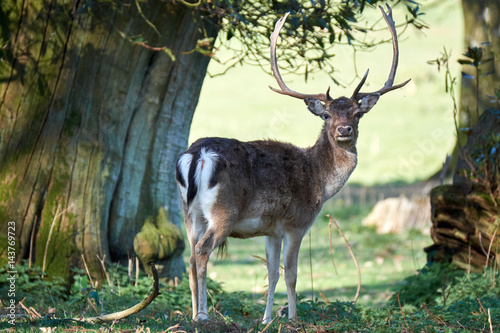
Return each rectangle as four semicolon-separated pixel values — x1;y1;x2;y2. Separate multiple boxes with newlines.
426;184;498;271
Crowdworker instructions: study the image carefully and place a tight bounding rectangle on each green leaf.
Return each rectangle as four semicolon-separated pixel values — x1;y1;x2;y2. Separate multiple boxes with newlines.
457;59;473;65
329;32;335;45
227;27;234;41
81;276;88;289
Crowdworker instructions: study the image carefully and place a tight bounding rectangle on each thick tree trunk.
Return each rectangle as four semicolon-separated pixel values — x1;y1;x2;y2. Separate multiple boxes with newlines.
0;0;218;282
432;1;499;180
460;0;500;124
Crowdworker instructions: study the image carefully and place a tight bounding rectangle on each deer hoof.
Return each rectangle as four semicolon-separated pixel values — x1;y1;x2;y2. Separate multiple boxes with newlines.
195;313;210;322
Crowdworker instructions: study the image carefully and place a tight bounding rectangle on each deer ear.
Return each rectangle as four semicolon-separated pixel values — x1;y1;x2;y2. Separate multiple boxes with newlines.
359;93;380;113
304;98;325;117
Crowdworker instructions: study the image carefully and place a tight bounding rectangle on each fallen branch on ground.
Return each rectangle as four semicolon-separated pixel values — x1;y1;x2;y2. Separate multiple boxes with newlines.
327;214;362;305
79;263;160;324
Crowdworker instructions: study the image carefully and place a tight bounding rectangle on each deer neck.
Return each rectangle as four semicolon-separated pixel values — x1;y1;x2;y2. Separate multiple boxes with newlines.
308;124;358;201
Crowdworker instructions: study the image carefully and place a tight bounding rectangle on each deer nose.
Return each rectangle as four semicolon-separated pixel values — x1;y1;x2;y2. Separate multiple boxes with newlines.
337;125;353;136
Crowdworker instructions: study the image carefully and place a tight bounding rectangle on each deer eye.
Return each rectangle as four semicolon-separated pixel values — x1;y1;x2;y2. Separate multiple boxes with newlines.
354;112;363;119
321;113;331;121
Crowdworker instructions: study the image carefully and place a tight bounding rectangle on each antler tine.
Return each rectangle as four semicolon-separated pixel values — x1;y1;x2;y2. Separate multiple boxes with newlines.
353;4;411;101
350;69;369;100
269;13;330;102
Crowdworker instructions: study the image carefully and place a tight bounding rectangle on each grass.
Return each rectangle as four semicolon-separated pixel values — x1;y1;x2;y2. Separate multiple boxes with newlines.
191;0;463;185
2;207;499;332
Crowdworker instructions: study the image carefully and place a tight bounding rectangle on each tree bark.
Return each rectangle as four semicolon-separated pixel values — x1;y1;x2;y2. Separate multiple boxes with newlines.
430;1;499;180
0;0;218;281
460;0;500;124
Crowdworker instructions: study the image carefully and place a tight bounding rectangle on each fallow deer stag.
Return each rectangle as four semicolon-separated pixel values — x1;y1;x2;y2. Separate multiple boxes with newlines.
176;4;410;324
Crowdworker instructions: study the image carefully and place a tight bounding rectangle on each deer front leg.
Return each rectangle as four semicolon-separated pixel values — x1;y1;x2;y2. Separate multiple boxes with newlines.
283;232;304;320
263;236;282;324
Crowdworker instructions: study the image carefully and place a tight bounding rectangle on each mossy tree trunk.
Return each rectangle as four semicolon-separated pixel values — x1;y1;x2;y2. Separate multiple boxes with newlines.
0;0;218;282
434;1;499;179
460;0;500;124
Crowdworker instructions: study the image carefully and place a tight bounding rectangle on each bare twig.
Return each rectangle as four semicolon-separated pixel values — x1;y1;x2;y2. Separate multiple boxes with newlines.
488;308;493;333
397;292;409;329
135;256;140;287
420;303;446;325
42;205;60;273
328;218;339;275
19;297;41;320
259;318;274;333
128;257;133;279
87;297;99;315
327;214;361;304
176;0;202;8
97;254;113;288
485;228;497;270
29;216;37;269
134;0;160;36
477;297;487;314
134;41;167;52
42;204;74;273
478;233;490;258
468;246;471;277
319;292;329;306
81;254;96;288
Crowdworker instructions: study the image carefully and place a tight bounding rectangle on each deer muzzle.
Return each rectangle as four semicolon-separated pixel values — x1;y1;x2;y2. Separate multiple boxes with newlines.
336;124;353;142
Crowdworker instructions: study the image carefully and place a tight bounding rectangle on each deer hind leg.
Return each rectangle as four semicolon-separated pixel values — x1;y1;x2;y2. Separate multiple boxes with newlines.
263;235;282;324
283;231;305;320
184;212;203;320
193;218;233;321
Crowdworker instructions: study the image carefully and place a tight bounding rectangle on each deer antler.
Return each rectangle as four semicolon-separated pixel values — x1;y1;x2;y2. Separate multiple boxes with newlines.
269;13;332;102
351;4;411;101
